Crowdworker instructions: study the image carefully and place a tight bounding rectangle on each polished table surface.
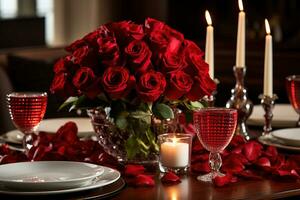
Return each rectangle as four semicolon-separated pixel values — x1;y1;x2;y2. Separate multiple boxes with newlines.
113;174;300;200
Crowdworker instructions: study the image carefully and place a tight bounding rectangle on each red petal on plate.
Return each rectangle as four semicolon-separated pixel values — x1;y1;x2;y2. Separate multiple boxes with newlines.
125;165;146;177
191;153;209;163
191;162;210;173
213;173;234;187
256;157;271;167
128;174;155;187
242;141;263;162
161;172;181;184
236;170;262;180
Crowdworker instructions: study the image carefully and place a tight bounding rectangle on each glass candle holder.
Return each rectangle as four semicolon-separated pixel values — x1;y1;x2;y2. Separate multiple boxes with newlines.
158;133;193;174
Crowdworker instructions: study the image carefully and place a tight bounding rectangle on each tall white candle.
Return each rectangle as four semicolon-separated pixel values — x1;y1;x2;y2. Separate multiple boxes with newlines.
236;0;246;67
264;19;273;96
160;139;189;168
205;10;214;79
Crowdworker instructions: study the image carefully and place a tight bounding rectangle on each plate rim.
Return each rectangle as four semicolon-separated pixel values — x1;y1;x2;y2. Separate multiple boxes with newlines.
0;165;121;195
271;128;300;142
258;134;300;151
0;161;104;184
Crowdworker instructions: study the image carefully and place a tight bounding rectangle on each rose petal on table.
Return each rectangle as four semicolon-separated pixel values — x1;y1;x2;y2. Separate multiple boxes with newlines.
263;146;278;162
242;141;263;162
272;154;286;169
273;169;300;180
191;161;210;173
31;144;53;161
127;174;155;187
256;157;271;167
192;140;205;153
54;122;79;143
213;173;234;187
0;144;11;155
228;135;246;148
125;165;146;176
0;153;28;164
236;170;262;180
161;172;181;184
222;156;245;173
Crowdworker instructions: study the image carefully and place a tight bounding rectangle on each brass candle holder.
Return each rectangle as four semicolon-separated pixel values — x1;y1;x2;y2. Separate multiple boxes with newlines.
259;94;278;135
226;66;253;140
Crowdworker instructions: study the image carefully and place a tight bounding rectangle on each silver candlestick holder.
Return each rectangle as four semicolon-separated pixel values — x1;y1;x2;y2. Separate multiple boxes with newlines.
226;66;253;140
259;94;278;135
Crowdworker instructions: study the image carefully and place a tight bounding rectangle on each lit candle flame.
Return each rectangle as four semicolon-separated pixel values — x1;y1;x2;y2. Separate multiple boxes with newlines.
238;0;244;11
265;19;271;34
205;10;212;26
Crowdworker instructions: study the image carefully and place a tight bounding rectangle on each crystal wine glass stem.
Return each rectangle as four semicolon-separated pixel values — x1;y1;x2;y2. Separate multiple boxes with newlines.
209;152;222;177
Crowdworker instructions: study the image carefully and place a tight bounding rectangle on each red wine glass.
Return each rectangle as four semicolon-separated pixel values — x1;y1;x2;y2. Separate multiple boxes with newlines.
286;75;300;127
7;92;47;152
193;108;237;182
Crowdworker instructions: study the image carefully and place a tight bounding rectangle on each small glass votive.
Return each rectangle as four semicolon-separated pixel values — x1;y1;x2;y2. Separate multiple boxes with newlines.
158;133;193;174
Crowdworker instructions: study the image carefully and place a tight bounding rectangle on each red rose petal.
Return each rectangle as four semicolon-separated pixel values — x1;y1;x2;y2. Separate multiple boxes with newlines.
213;173;234;187
125;165;146;177
191;153;209;163
161;172;181;184
256;157;271;167
55;122;79;143
228;135;246;148
128;174;155;187
242;141;263;162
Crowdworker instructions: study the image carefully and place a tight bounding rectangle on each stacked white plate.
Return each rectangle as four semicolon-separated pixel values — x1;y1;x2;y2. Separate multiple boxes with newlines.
259;128;300;151
248;104;298;127
0;161;122;195
0;118;95;145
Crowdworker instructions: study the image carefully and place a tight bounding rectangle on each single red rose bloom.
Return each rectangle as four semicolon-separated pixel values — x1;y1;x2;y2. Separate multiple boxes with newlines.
186;74;216;101
72;67;101;99
72;45;98;67
53;56;78;75
165;70;193;100
125;40;152;74
50;72;77;99
102;66;135;99
136;71;166;102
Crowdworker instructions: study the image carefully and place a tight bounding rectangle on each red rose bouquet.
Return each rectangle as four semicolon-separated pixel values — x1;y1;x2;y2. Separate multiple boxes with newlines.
50;18;216;160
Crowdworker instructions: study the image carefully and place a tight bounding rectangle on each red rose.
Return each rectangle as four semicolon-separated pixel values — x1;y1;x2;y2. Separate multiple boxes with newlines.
102;66;135;99
137;71;166;102
83;29;101;47
65;39;86;53
108;21;144;45
72;67;101;99
184;39;205;61
148;30;169;51
165;71;193;100
50;73;77;99
184;53;209;76
72;45;98;67
97;29;120;67
125;40;152;75
160;51;186;73
186;74;216;101
145;18;165;33
53;56;78;75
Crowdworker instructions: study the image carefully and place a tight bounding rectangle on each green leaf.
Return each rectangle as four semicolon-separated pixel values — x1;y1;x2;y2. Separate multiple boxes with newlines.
129;111;151;125
190;101;204;109
69;95;87;111
125;135;139;159
58;96;78;111
152;103;174;120
116;116;128;130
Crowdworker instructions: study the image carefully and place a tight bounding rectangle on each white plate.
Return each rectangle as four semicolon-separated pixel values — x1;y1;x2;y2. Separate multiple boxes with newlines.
0;165;120;195
1;118;95;144
0;161;104;191
248;104;298;127
258;134;300;152
271;128;300;146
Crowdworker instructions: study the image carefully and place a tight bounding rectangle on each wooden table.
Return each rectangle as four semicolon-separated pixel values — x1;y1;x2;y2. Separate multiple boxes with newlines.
113;174;300;200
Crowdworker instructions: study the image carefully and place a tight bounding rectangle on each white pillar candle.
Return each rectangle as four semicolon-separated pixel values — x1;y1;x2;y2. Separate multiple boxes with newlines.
236;0;246;67
263;19;273;96
205;10;214;79
160;139;189;168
